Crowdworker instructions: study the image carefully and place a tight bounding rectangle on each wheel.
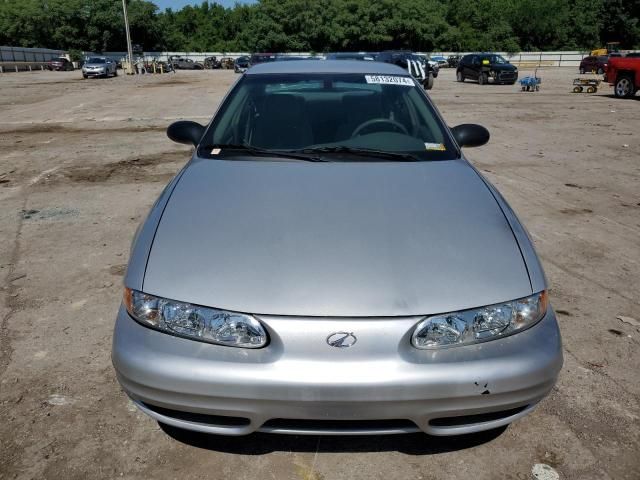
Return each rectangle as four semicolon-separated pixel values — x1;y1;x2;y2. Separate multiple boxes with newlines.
597;67;604;75
113;68;118;77
614;76;636;98
423;73;434;90
535;85;540;91
456;70;464;82
586;86;595;93
83;74;88;79
573;86;582;93
579;68;585;74
522;86;526;91
478;72;487;85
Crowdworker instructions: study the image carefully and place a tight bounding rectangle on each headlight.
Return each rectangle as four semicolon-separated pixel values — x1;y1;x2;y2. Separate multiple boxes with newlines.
411;291;547;349
123;288;268;348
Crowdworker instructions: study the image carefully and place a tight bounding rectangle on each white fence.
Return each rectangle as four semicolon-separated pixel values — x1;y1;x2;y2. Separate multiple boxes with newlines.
431;51;593;67
4;47;639;73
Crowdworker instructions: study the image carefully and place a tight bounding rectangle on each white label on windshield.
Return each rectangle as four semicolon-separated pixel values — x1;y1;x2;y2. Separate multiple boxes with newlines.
365;75;414;86
425;142;446;151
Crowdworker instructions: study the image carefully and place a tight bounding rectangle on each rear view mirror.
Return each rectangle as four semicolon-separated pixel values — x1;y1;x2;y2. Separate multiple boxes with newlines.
451;124;490;148
167;121;205;147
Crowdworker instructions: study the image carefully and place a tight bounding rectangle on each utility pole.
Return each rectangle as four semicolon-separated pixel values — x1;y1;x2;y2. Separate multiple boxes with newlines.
121;0;134;74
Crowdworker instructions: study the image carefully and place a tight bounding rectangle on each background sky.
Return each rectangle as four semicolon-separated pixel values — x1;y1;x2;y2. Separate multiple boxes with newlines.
153;0;255;10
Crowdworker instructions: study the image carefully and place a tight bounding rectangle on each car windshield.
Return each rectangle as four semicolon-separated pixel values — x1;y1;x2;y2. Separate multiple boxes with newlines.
87;57;106;64
201;72;456;161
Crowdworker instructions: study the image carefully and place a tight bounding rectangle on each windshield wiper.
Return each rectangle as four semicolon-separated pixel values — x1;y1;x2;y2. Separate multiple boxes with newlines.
297;146;420;162
201;143;327;162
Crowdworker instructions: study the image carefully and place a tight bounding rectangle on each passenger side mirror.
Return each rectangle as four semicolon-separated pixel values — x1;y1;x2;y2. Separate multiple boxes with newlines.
167;121;205;147
451;124;490;148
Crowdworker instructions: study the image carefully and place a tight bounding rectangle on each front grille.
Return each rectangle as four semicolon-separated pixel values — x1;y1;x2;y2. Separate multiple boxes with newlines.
141;402;250;427
429;405;528;427
497;71;517;81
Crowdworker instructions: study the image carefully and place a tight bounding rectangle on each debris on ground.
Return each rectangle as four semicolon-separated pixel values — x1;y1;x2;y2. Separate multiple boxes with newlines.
532;463;560;480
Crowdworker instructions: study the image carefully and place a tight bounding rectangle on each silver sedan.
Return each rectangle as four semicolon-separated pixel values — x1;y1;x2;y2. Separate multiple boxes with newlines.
112;60;562;437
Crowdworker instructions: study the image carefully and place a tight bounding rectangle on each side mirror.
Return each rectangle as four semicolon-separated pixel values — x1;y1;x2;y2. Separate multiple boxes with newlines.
167;121;205;147
451;124;490;148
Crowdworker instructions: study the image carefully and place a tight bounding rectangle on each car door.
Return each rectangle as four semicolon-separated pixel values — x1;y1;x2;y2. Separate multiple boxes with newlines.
468;56;480;79
584;56;595;71
460;56;471;76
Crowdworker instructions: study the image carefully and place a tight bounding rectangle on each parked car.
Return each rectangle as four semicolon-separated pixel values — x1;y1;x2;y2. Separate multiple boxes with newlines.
579;55;609;74
113;60;562;438
447;55;461;68
47;57;74;71
416;54;440;78
375;50;436;89
250;53;277;65
325;52;377;61
430;55;448;67
605;56;640;98
82;57;117;78
456;53;518;85
234;56;250;73
204;56;222;69
169;56;204;70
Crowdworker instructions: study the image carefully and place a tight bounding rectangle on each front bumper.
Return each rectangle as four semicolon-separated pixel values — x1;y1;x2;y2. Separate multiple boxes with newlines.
83;69;106;76
112;305;562;436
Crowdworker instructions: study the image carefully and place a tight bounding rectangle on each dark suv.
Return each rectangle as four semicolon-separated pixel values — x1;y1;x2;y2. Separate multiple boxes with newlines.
375;50;436;90
579;55;608;74
456;53;518;85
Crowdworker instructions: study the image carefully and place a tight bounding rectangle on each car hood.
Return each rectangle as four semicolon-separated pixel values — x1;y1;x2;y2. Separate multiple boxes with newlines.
143;157;532;317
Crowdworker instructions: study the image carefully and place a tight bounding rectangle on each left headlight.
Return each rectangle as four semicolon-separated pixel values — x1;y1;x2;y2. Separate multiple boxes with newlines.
123;288;268;348
411;291;548;349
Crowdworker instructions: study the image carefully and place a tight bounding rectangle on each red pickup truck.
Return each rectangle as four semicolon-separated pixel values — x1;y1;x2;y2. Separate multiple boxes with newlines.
606;57;640;98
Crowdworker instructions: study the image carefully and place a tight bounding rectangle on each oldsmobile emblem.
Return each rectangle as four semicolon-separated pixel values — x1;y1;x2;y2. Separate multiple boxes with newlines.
326;332;357;348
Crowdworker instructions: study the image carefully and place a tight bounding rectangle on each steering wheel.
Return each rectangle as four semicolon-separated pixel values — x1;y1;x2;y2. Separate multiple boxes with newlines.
351;118;408;137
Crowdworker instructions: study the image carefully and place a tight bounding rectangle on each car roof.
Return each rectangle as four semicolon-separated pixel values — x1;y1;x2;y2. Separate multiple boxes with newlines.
246;59;409;76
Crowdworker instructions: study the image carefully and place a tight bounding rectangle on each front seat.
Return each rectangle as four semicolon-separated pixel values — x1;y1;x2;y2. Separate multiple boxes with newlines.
252;94;313;149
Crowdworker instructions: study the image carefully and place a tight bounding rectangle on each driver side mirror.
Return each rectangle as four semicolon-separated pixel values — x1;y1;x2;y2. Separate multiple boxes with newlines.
451;124;490;148
167;121;205;147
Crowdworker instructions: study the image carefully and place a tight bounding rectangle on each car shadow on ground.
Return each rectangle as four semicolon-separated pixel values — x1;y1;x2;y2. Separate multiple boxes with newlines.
159;423;507;455
601;93;640;101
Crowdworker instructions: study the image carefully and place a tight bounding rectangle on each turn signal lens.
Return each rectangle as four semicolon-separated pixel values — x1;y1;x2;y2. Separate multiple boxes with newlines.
123;288;268;348
412;291;548;349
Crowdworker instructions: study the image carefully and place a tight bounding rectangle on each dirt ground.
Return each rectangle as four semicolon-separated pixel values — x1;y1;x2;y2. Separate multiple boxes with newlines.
0;67;638;480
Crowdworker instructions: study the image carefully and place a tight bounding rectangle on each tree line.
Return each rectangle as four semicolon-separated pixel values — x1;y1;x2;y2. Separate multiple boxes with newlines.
1;0;638;53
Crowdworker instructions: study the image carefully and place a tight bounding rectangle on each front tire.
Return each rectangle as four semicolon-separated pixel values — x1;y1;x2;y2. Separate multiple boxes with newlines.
478;72;488;85
456;70;464;82
614;76;636;98
424;73;434;90
597;67;604;75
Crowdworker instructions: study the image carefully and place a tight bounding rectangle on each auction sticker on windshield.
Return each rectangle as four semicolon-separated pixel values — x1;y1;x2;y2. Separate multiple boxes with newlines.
365;75;414;86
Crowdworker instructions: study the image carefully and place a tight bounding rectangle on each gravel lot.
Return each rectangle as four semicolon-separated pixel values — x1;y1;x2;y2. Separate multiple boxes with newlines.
0;67;638;480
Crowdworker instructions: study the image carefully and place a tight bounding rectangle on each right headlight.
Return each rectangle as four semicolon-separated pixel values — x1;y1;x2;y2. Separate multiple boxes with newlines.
411;291;547;349
123;288;268;348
